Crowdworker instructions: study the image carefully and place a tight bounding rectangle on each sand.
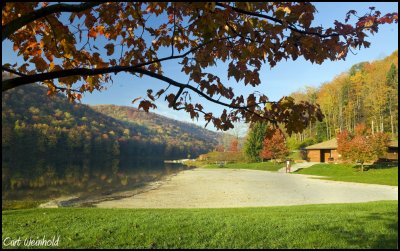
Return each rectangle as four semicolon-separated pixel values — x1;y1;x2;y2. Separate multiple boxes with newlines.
94;168;398;208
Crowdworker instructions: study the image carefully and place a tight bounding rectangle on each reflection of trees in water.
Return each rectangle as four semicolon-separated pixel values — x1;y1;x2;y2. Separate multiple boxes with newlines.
2;158;188;201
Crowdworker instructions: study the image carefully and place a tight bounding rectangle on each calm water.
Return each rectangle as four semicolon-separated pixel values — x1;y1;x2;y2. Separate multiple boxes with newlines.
2;158;192;207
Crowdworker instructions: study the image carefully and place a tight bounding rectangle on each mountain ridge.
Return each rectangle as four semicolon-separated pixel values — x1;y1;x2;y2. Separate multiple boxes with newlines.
2;84;220;163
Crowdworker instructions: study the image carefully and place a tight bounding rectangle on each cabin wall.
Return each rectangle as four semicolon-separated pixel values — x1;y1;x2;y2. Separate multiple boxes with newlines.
385;147;398;160
307;150;320;162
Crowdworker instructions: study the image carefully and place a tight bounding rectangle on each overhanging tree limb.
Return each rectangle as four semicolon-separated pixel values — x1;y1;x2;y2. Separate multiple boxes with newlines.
2;36;233;91
216;3;341;38
2;2;395;132
2;2;101;41
2;64;269;113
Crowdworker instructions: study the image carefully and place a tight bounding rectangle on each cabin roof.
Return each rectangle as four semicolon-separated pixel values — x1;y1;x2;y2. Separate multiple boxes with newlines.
305;138;398;150
305;138;337;150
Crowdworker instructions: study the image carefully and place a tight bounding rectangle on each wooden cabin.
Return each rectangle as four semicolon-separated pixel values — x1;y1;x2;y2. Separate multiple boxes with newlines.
305;138;339;163
305;138;398;163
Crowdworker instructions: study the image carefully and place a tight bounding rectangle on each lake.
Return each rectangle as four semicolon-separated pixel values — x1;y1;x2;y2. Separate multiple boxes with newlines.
2;158;192;209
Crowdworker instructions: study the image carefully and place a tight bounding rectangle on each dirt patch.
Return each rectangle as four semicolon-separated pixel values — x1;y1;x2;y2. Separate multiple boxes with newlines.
95;168;398;208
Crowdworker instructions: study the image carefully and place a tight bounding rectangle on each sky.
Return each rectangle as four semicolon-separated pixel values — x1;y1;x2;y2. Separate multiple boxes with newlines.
2;2;398;136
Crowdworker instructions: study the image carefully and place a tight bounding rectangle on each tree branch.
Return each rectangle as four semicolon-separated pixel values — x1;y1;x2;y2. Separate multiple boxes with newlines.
216;3;341;38
171;87;184;108
131;68;269;113
2;63;269;116
2;2;101;41
2;66;27;77
2;36;232;91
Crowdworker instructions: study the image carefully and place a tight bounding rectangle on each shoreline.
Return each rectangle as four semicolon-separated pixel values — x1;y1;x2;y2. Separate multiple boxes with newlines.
95;168;398;208
37;168;187;208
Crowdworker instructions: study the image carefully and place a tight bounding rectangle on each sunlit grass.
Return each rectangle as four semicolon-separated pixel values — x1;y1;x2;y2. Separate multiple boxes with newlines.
2;201;397;249
294;163;398;186
198;161;285;171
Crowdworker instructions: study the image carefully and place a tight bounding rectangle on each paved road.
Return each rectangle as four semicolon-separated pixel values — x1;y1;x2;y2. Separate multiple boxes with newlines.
95;168;398;208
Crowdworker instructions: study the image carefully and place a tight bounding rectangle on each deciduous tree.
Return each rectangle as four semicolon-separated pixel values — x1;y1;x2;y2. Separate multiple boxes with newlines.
2;2;398;132
385;63;398;137
215;144;225;152
260;129;289;162
229;138;239;152
337;124;390;171
289;50;398;149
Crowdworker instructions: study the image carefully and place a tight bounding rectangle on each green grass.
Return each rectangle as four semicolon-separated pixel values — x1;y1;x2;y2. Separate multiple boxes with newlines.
294;163;398;186
2;201;397;249
2;200;47;211
287;150;303;160
200;161;285;172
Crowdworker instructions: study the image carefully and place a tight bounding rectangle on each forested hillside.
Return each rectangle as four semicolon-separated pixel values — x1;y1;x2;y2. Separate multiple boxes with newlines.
288;50;398;148
2;84;220;165
91;104;221;158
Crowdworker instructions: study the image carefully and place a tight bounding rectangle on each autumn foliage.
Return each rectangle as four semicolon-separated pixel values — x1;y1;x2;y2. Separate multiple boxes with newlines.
337;124;390;171
2;3;398;132
285;50;398;154
259;129;289;161
215;144;225;152
229;139;239;152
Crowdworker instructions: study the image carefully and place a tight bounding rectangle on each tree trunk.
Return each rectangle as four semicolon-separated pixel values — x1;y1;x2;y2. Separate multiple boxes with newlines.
325;117;330;139
353;100;357;132
389;94;394;136
371;120;374;135
390;113;394;137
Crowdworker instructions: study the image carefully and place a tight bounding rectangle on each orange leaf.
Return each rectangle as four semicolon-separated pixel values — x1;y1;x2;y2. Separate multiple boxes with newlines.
88;29;97;38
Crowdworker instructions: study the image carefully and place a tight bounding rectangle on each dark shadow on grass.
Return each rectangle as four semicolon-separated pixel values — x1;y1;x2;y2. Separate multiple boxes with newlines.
322;211;398;249
350;164;397;172
368;162;398;170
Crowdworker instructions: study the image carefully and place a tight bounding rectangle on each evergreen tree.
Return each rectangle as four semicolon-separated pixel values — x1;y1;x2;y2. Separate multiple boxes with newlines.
244;122;268;162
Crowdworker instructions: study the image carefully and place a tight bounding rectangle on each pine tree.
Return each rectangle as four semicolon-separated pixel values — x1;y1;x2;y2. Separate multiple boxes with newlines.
244;122;268;162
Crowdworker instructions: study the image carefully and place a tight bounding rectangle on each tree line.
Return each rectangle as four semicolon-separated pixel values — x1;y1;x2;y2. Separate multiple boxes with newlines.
242;52;398;163
2;84;219;166
288;50;398;148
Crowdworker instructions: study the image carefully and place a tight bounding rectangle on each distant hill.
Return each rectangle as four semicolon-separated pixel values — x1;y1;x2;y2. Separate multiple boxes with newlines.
2;84;220;164
91;104;221;155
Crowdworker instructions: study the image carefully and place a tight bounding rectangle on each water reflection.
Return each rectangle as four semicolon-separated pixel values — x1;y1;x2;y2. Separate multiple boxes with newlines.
2;158;191;206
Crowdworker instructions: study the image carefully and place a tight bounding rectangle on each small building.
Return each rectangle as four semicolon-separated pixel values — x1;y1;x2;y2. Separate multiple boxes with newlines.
305;138;339;163
385;140;398;161
305;138;398;163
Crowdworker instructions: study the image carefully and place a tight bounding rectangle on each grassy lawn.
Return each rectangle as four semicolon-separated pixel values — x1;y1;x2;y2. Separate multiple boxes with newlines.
294;163;398;186
2;201;397;249
2;200;47;211
287;150;303;160
199;161;285;172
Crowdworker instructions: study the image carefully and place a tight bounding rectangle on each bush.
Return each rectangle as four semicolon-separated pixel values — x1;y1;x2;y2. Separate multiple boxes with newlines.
198;151;246;164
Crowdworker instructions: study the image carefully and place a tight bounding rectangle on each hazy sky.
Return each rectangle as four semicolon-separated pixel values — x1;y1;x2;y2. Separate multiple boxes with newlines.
2;2;398;135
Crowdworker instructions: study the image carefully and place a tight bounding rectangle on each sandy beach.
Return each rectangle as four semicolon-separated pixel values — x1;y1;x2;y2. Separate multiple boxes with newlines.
95;168;398;208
